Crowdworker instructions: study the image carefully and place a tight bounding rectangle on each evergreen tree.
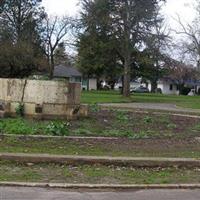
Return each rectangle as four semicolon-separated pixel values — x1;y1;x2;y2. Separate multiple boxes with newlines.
54;42;72;66
78;0;165;94
77;0;121;89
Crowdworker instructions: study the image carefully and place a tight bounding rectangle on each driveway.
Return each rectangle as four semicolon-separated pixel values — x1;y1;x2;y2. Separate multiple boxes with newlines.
0;187;200;200
101;103;200;114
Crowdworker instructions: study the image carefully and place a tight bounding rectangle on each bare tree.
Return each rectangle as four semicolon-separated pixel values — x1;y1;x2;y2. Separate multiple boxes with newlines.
0;0;45;45
174;11;200;70
43;15;72;79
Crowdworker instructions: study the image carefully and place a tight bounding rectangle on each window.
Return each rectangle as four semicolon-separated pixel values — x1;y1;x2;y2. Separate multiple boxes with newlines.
169;84;173;91
69;77;82;83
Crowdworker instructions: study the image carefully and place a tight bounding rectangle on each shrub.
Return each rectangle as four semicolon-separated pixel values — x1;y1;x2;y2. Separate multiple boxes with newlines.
180;87;191;95
0;118;35;135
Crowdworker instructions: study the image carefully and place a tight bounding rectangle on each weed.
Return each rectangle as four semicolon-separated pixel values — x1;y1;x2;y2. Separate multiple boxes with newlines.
89;103;100;112
193;124;200;131
15;104;24;117
73;128;92;136
143;116;153;123
45;121;70;136
167;123;177;129
115;110;129;123
103;129;133;137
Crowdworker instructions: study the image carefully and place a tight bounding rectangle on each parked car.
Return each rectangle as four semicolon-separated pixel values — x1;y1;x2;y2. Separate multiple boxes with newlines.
131;86;149;93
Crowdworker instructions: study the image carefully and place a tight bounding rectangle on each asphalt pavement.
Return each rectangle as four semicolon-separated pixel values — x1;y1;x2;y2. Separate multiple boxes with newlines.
0;187;200;200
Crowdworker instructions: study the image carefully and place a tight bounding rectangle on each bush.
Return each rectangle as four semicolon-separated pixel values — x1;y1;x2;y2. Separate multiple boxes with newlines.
15;103;24;117
0;118;36;135
180;87;191;95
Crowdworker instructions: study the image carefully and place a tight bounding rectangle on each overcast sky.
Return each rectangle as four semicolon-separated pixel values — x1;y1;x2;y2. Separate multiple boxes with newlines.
42;0;196;26
42;0;197;59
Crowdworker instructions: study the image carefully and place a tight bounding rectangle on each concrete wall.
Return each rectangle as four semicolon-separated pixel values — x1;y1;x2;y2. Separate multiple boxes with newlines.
0;78;87;119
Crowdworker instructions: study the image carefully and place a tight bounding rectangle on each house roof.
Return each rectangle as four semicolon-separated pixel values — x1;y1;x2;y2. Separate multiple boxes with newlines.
159;77;200;86
53;65;82;78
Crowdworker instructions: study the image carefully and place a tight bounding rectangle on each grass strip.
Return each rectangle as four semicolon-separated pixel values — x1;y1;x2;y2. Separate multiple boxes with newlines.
0;137;200;158
0;161;200;184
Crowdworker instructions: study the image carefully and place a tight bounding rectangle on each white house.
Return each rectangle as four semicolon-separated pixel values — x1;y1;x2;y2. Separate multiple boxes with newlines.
146;78;180;95
114;77;200;95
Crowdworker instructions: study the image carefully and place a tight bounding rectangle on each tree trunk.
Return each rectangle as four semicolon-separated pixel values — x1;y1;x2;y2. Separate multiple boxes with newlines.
120;75;124;94
97;78;102;90
49;54;54;79
123;56;131;97
151;80;157;93
197;60;200;72
110;82;115;90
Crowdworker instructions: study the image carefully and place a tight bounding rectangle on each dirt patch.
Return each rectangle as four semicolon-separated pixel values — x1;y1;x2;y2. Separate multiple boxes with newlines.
70;110;200;139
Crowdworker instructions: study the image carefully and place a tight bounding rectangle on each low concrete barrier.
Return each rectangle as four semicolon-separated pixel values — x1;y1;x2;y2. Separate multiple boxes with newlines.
1;153;200;168
1;182;200;190
0;78;88;119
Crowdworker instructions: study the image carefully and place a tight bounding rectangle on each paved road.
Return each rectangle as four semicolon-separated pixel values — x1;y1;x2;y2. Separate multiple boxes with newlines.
102;103;200;113
0;187;200;200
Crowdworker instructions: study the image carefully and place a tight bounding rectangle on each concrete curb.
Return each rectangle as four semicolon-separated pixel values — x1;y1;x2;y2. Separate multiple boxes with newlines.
0;134;119;140
1;182;200;190
1;153;200;168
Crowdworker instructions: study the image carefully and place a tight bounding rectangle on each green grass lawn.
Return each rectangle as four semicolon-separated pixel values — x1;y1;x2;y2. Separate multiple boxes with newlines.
1;160;200;184
1;136;200;158
81;90;200;109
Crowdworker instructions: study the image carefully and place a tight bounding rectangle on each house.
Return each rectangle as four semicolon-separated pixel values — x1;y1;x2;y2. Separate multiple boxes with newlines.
54;65;82;83
146;78;180;95
82;78;97;91
146;78;200;95
114;77;200;95
53;65;97;91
